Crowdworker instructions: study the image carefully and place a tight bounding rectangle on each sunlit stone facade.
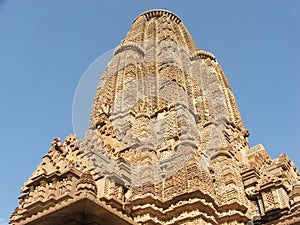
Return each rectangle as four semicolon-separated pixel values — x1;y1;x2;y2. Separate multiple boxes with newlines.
10;10;300;225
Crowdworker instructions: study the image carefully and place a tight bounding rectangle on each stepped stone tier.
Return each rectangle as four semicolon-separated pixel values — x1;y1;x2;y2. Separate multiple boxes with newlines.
10;9;300;225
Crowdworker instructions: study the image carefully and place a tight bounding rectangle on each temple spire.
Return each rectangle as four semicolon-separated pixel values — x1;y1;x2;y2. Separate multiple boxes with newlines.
90;9;247;166
11;9;300;225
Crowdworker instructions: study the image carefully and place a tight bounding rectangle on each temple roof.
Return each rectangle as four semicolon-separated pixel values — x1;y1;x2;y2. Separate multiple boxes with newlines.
123;9;197;51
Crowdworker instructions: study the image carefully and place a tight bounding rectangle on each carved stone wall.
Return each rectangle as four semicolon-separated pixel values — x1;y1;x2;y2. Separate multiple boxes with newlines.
10;9;300;225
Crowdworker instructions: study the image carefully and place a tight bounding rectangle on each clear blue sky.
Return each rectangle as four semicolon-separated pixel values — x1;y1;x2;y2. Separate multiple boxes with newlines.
0;1;299;223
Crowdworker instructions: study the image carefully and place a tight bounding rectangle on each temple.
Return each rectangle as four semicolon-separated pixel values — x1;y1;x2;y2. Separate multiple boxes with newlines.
10;9;300;225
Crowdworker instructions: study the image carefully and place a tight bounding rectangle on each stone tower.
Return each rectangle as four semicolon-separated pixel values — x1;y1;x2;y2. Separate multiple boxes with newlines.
10;9;300;225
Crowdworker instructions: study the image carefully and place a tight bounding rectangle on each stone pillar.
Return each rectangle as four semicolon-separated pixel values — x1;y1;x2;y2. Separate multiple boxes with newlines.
66;174;73;195
290;184;300;213
38;180;47;201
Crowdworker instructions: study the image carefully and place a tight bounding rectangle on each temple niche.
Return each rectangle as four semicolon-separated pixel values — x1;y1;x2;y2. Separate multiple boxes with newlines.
10;9;300;225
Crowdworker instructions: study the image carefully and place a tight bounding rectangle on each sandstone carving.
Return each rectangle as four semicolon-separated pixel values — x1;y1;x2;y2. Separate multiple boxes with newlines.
10;9;300;225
